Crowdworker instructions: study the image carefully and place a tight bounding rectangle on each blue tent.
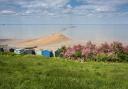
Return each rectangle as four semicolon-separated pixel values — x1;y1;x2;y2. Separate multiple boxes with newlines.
42;50;53;57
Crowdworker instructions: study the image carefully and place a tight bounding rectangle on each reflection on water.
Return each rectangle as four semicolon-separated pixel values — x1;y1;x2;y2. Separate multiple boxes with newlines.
0;24;128;43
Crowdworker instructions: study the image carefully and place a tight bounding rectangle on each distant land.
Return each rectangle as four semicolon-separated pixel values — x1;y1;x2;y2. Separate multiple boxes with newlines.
0;33;72;51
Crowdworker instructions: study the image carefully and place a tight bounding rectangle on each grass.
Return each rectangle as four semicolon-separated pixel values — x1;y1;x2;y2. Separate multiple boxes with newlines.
0;55;128;89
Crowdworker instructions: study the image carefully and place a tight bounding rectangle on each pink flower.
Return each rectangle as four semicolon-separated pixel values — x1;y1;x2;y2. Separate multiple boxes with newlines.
82;47;91;57
123;46;128;53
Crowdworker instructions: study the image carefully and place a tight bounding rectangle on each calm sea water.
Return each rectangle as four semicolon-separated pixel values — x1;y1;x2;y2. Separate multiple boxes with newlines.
0;24;128;43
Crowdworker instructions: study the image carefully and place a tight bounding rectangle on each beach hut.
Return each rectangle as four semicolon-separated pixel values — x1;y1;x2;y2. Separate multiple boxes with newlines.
24;49;35;55
42;50;53;57
35;50;43;55
35;49;54;57
0;48;4;52
0;45;9;52
14;49;25;54
9;48;15;52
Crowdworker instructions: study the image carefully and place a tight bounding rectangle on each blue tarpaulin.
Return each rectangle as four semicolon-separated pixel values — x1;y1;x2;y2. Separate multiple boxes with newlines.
42;50;53;57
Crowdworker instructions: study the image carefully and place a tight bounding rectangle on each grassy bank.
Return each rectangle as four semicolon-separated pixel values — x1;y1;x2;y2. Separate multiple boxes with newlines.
0;55;128;89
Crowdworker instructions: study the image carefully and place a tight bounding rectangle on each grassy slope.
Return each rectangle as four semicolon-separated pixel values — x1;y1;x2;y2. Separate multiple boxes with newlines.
0;55;128;89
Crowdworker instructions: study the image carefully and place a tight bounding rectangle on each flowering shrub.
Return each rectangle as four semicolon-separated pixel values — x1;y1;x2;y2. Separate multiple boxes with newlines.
123;46;128;54
111;41;124;54
63;47;75;58
63;45;83;59
82;48;93;61
56;41;128;62
98;42;112;54
62;42;97;61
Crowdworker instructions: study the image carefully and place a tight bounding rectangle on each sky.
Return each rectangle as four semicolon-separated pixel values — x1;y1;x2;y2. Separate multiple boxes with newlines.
0;0;128;42
0;0;128;24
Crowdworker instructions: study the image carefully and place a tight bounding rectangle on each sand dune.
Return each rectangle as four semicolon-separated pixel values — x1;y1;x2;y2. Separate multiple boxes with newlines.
15;33;71;48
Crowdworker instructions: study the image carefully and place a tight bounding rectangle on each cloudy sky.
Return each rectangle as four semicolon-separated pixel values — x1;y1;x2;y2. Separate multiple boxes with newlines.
1;0;128;15
0;0;128;42
0;0;128;24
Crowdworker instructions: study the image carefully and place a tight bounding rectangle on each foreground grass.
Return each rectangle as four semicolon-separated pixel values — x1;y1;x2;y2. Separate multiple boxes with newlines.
0;55;128;89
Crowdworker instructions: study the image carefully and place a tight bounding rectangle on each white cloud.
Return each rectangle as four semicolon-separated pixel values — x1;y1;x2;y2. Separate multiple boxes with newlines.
0;10;16;14
15;0;69;15
79;0;128;12
18;0;68;9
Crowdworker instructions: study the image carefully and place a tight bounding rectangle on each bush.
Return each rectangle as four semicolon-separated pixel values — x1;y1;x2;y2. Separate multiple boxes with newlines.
55;46;67;57
96;54;110;62
98;42;112;54
74;50;82;58
95;53;121;62
117;53;128;62
55;48;63;57
111;41;124;54
60;41;128;62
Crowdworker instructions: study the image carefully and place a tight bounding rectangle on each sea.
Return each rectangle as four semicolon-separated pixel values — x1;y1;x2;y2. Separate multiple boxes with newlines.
0;24;128;44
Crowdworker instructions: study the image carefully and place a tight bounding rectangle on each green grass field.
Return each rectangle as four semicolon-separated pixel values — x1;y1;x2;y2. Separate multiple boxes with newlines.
0;55;128;89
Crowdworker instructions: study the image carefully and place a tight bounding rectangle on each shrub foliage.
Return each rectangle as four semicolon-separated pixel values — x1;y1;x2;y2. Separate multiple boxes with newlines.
56;41;128;62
